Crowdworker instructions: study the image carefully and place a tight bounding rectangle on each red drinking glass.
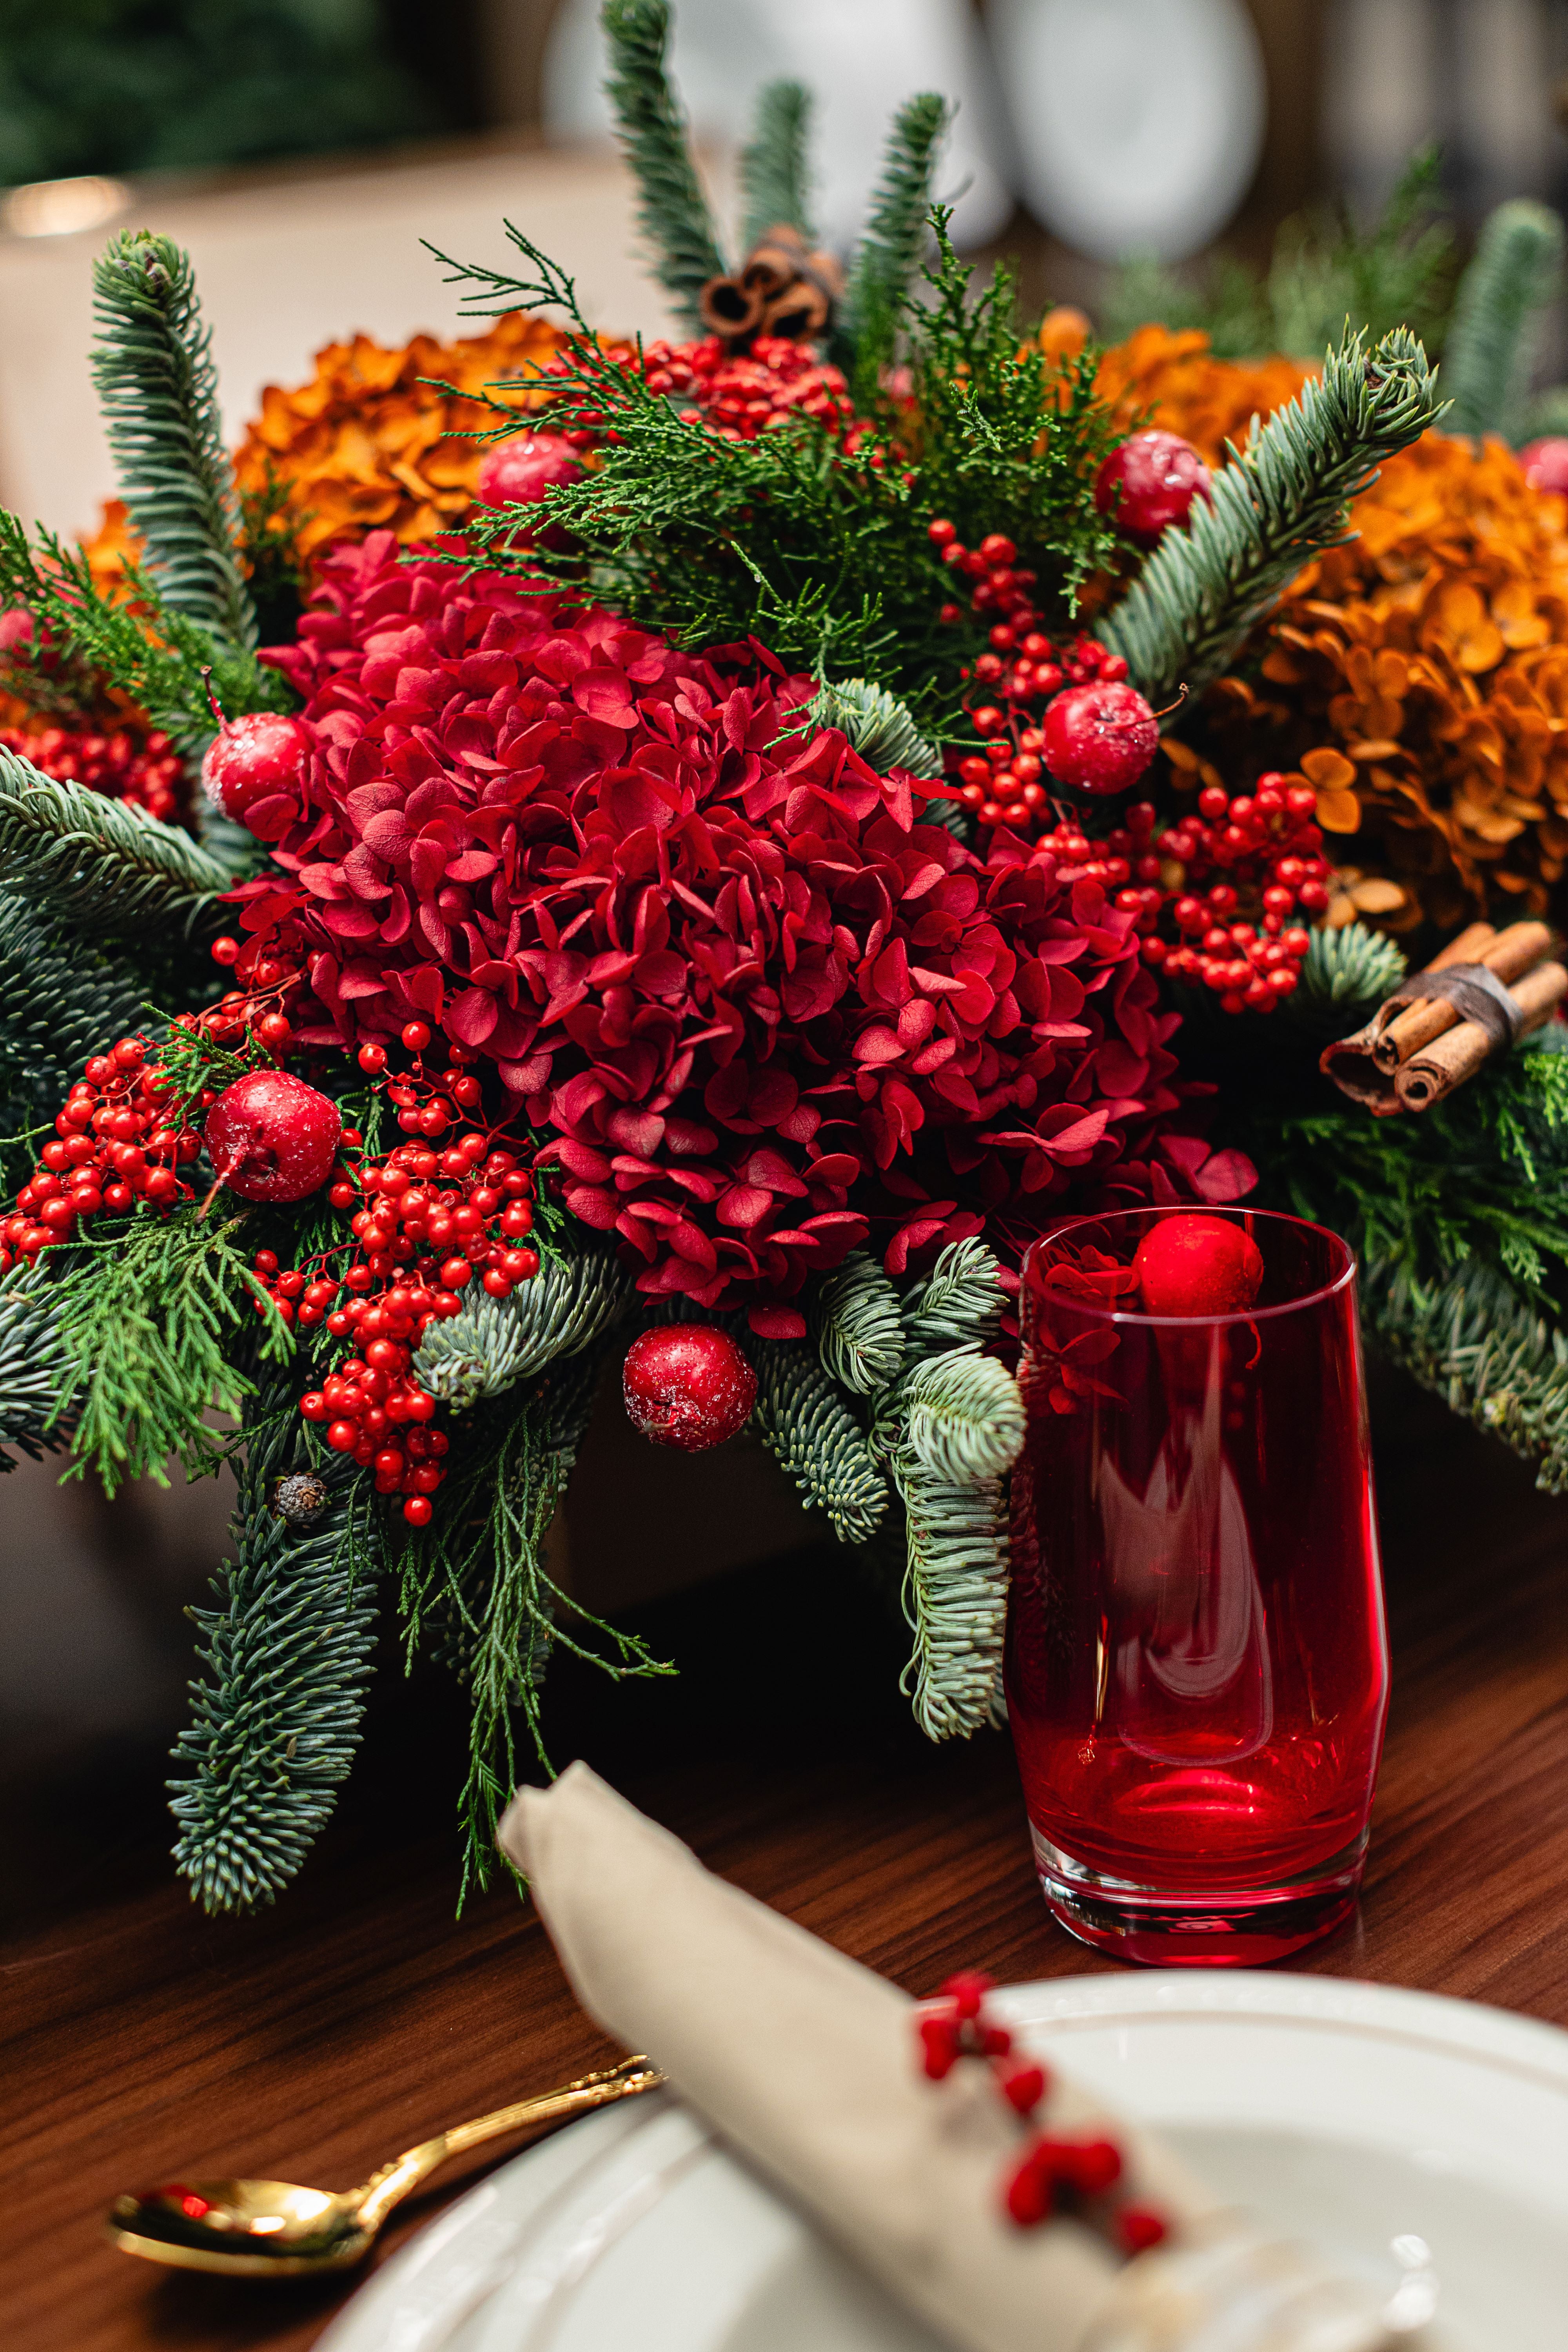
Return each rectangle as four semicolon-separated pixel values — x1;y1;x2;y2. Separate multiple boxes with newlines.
1006;1207;1388;1965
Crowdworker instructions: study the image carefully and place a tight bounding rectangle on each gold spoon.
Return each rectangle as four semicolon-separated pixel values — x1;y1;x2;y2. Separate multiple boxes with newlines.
106;2054;663;2278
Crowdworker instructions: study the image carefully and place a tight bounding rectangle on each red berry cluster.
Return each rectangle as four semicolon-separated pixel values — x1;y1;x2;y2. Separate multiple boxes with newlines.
1132;771;1329;1012
0;720;186;826
354;1017;495;1141
916;1974;1167;2253
196;932;312;1058
2;1035;199;1271
611;334;866;447
272;1129;540;1524
931;521;1157;815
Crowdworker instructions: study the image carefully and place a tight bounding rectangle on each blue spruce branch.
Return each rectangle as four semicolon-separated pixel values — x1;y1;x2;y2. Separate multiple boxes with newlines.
840;95;949;378
1098;325;1445;708
750;1337;889;1542
1361;1252;1568;1494
813;1250;906;1394
414;1244;630;1410
0;1268;72;1468
169;1406;379;1914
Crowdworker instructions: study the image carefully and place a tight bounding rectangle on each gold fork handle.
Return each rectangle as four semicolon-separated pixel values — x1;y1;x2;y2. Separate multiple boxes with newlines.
355;2057;662;2229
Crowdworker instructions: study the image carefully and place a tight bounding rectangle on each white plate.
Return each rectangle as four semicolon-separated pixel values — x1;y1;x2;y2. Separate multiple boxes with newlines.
319;1973;1568;2352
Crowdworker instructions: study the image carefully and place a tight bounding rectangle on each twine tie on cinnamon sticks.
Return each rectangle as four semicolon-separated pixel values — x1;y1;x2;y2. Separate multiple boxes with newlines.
699;225;846;347
1321;919;1568;1114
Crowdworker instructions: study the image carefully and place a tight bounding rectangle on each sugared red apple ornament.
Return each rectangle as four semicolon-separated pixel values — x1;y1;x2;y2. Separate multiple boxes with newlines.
203;1071;341;1203
622;1325;757;1451
1042;681;1159;796
1519;437;1568;497
1133;1216;1264;1318
1095;430;1212;548
475;431;583;511
201;712;311;828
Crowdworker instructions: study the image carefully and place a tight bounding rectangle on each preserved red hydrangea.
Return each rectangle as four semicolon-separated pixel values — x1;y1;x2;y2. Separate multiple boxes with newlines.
227;533;1246;1328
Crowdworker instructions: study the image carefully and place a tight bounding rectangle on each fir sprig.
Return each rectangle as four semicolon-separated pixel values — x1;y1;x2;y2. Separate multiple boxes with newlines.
840;95;949;392
1442;199;1566;441
0;513;288;761
91;229;256;653
0;748;232;943
602;0;727;332
0;1267;72;1469
169;1397;378;1913
1099;324;1446;708
0;889;147;1190
395;1352;671;1902
740;80;815;252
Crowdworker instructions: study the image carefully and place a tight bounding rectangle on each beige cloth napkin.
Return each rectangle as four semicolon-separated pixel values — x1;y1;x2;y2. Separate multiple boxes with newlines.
497;1764;1411;2352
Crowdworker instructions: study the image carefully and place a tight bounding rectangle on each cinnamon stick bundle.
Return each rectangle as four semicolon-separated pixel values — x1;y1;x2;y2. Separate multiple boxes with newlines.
1321;920;1568;1114
699;225;845;347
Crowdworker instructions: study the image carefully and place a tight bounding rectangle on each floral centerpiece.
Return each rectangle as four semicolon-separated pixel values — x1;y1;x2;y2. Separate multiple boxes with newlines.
3;0;1568;1915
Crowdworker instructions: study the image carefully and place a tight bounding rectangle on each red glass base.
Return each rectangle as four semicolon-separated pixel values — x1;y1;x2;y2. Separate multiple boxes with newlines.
1029;1822;1365;1967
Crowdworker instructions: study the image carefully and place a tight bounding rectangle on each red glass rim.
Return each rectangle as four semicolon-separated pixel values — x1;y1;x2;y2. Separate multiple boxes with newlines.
1022;1205;1356;1327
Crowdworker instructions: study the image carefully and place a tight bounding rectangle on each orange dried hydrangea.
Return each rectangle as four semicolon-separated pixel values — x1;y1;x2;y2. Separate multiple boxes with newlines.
234;310;567;558
1232;431;1568;924
1038;314;1310;464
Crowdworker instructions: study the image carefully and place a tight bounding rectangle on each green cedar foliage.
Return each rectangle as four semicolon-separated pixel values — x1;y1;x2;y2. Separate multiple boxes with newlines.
437;223;1117;735
395;1348;671;1902
168;1399;379;1914
0;512;288;765
740;81;815;252
1098;324;1445;709
44;1203;290;1494
1237;1036;1568;1311
839;95;949;394
91;230;256;653
0;1267;71;1468
1441;199;1566;442
602;0;727;333
0;750;231;946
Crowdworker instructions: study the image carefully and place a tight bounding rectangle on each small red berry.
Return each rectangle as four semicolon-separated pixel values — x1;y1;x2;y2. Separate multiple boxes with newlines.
1095;430;1212;548
1118;2206;1169;2255
402;1494;434;1527
622;1325;757;1452
1042;681;1159;797
401;1020;431;1052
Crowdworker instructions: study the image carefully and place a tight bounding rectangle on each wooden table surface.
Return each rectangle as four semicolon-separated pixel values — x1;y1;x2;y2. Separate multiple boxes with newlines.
4;1370;1567;2352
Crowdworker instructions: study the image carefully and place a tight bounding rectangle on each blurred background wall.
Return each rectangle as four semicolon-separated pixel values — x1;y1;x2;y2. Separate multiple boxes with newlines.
6;0;1568;1875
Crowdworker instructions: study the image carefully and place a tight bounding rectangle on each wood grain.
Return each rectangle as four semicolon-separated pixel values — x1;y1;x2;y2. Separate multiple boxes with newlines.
2;1370;1566;2352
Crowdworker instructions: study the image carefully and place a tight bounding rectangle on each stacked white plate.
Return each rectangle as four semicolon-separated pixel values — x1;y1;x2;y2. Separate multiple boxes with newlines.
319;1973;1568;2352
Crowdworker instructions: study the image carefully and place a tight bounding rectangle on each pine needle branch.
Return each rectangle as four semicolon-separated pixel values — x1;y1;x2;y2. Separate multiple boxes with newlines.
0;889;147;1189
894;1457;1010;1739
602;0;727;333
1098;324;1446;707
0;750;231;942
169;1403;378;1914
1443;200;1566;440
1282;920;1408;1041
91;230;255;652
740;80;815;251
840;96;949;383
902;1346;1025;1485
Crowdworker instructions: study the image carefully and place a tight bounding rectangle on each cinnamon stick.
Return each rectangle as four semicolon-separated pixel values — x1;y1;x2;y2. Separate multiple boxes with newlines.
1372;920;1551;1070
1395;960;1568;1111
